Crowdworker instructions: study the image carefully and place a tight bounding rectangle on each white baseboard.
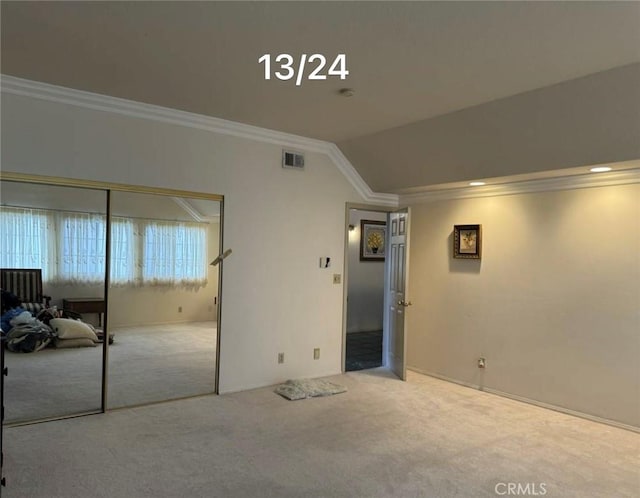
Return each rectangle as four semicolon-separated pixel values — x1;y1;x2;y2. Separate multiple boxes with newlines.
219;369;342;395
407;366;639;434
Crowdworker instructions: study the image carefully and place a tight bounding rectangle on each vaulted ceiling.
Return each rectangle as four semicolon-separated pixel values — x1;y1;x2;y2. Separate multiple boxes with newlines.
2;1;639;192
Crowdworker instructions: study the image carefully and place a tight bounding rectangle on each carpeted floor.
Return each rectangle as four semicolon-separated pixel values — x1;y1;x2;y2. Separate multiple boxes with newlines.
107;321;216;409
2;369;638;498
3;321;217;423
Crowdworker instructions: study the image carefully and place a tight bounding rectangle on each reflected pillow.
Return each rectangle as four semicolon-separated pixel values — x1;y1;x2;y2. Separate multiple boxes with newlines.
55;338;97;348
49;318;99;342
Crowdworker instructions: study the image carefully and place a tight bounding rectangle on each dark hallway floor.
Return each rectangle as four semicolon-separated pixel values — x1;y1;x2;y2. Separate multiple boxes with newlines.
345;330;382;371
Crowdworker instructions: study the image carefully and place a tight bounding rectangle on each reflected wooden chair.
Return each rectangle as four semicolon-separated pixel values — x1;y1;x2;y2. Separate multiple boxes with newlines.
0;268;51;315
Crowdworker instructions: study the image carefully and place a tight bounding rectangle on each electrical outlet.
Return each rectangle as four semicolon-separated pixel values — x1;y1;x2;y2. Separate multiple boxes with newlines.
178;306;183;313
478;357;486;368
278;352;284;364
333;274;341;284
314;348;320;360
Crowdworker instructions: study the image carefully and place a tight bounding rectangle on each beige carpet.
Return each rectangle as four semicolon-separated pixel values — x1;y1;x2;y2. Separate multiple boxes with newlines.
3;321;217;423
3;370;638;498
107;321;217;409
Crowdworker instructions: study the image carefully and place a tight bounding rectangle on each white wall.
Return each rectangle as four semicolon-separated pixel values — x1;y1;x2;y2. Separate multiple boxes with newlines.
406;183;640;428
1;91;366;393
347;210;386;333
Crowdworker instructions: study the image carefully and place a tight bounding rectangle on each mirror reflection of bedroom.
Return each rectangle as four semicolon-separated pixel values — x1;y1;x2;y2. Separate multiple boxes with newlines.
0;180;221;423
107;191;220;409
1;181;106;423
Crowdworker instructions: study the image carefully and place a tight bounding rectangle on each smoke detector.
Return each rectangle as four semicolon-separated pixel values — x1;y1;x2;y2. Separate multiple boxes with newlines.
339;88;355;97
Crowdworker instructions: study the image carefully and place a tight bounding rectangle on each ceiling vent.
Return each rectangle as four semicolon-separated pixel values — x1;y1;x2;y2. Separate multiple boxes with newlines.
282;150;305;170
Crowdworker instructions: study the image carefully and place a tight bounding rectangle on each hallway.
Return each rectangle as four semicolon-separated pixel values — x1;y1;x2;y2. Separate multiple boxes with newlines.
345;330;382;371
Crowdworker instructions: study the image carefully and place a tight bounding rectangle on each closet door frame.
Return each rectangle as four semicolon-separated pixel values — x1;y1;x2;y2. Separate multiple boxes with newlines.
0;171;224;423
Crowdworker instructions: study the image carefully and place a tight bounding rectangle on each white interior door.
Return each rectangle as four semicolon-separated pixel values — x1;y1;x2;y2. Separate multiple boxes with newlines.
387;208;410;380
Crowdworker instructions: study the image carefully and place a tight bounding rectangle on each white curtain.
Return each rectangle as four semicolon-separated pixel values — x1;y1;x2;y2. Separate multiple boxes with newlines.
0;207;56;281
57;211;106;284
110;217;139;285
142;221;207;286
1;207;208;287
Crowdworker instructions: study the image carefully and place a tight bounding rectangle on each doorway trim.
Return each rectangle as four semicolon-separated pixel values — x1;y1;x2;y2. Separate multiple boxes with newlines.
342;202;396;373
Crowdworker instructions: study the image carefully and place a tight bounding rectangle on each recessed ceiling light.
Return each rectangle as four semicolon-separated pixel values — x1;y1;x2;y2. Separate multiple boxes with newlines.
469;181;486;186
590;166;612;173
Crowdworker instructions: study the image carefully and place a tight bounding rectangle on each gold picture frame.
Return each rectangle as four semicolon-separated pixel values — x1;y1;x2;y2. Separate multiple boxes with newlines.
453;224;482;259
360;220;386;261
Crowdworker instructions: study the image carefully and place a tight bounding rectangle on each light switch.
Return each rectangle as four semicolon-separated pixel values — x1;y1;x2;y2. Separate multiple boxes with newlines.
320;257;331;268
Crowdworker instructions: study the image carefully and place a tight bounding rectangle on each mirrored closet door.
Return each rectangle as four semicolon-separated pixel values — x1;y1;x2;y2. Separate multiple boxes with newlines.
1;180;106;423
106;191;220;409
1;175;223;422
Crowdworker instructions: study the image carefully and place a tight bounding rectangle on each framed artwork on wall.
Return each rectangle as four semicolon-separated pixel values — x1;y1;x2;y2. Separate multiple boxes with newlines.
453;224;482;259
360;220;386;261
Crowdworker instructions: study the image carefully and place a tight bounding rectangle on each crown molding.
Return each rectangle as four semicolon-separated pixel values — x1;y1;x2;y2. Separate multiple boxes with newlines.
400;169;640;204
1;75;399;207
5;75;631;206
171;197;220;222
325;144;399;206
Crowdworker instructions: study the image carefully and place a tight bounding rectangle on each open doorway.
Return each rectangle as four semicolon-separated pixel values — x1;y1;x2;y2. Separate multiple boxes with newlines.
344;208;386;371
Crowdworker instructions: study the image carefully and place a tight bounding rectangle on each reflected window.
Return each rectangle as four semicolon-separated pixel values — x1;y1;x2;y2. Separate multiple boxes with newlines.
1;207;107;284
59;212;106;283
143;221;207;285
0;207;54;280
1;207;207;287
110;217;136;284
